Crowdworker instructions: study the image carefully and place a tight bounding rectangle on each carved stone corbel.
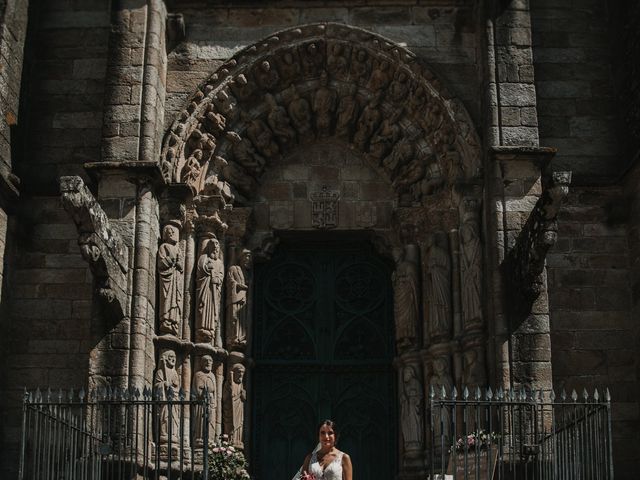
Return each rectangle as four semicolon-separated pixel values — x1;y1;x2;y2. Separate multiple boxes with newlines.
60;176;129;317
506;171;571;309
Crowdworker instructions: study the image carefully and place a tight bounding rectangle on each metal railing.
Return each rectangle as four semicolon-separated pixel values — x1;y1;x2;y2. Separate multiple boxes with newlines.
428;386;614;480
19;387;210;480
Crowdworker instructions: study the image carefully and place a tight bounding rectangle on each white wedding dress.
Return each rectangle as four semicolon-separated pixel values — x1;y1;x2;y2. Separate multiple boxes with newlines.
309;450;344;480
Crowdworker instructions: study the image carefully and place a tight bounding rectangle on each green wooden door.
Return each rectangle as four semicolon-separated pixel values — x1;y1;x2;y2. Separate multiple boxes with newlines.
251;240;396;480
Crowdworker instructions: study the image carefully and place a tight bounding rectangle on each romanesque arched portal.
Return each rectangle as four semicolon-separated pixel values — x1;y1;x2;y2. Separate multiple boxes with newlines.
156;23;485;479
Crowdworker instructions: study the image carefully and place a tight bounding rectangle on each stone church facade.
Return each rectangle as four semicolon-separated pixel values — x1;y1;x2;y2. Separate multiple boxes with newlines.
0;0;638;478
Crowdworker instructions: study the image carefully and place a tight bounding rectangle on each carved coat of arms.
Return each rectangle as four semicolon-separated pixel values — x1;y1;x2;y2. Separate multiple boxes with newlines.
310;186;339;229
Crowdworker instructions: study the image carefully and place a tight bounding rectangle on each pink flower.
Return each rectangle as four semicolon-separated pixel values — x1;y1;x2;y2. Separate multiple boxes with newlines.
301;471;316;480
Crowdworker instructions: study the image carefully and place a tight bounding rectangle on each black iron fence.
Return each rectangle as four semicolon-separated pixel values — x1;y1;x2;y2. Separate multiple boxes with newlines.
20;385;614;480
19;387;210;480
428;386;614;480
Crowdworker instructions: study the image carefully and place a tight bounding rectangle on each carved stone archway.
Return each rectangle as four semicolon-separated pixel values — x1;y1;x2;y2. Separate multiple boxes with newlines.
156;23;485;479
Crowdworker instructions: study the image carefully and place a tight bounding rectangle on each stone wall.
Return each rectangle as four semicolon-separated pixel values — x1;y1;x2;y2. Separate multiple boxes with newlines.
531;0;624;183
165;0;481;130
0;199;92;478
546;186;639;477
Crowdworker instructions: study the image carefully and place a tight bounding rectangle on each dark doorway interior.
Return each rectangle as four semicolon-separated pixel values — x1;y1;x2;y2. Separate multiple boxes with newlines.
251;235;396;480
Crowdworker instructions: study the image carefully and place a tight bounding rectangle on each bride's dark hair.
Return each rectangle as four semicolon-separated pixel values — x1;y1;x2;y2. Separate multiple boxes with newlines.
317;419;339;442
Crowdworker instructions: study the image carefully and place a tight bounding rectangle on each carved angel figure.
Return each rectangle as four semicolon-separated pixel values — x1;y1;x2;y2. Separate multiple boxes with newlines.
369;111;402;161
158;222;183;336
335;86;359;139
246;117;279;158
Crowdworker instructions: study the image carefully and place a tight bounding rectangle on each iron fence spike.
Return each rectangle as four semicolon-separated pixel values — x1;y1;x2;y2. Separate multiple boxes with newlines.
582;388;589;401
429;385;435;399
550;389;556;401
497;386;503;399
57;388;63;402
463;386;469;400
452;386;458;399
79;387;85;401
561;389;567;402
571;389;578;402
475;386;481;400
440;385;446;400
179;388;186;400
594;388;600;401
28;391;33;403
605;388;611;402
486;386;493;401
46;388;52;403
143;386;151;399
68;388;74;402
134;387;141;399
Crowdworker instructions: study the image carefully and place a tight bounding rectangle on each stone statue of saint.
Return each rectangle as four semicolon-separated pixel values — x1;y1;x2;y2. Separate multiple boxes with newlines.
460;218;483;329
226;248;252;350
401;366;424;451
225;363;247;448
392;246;419;350
287;85;313;138
312;72;337;137
154;349;181;444
158;222;183;336
353;94;382;151
463;347;486;388
196;236;224;346
192;355;217;447
425;233;452;340
335;85;358;139
265;93;296;146
429;356;453;444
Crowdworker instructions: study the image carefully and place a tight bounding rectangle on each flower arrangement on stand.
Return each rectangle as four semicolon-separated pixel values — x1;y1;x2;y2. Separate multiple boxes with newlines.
208;435;251;480
451;430;500;453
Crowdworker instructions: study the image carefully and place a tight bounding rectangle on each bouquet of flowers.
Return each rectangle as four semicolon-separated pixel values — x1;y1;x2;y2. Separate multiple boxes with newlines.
452;430;499;453
208;436;251;480
300;472;316;480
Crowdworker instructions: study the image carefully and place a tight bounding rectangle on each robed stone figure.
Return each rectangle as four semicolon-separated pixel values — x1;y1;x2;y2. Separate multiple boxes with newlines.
224;363;246;448
192;355;217;447
401;366;424;452
226;248;252;349
154;349;180;445
425;233;452;340
158;222;182;336
196;236;224;346
392;245;419;350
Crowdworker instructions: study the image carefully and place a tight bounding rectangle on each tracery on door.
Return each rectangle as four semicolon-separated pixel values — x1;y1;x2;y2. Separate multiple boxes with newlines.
252;239;395;480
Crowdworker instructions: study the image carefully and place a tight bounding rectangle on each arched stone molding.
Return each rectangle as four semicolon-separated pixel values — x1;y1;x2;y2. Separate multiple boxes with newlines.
155;22;487;478
160;23;482;206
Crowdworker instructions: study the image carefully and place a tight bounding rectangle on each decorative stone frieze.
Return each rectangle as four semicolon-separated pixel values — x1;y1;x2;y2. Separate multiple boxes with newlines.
159;23;482;205
60;176;129;317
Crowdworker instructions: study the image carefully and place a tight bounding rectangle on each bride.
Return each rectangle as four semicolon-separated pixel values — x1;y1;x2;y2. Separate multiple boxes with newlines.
293;420;353;480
